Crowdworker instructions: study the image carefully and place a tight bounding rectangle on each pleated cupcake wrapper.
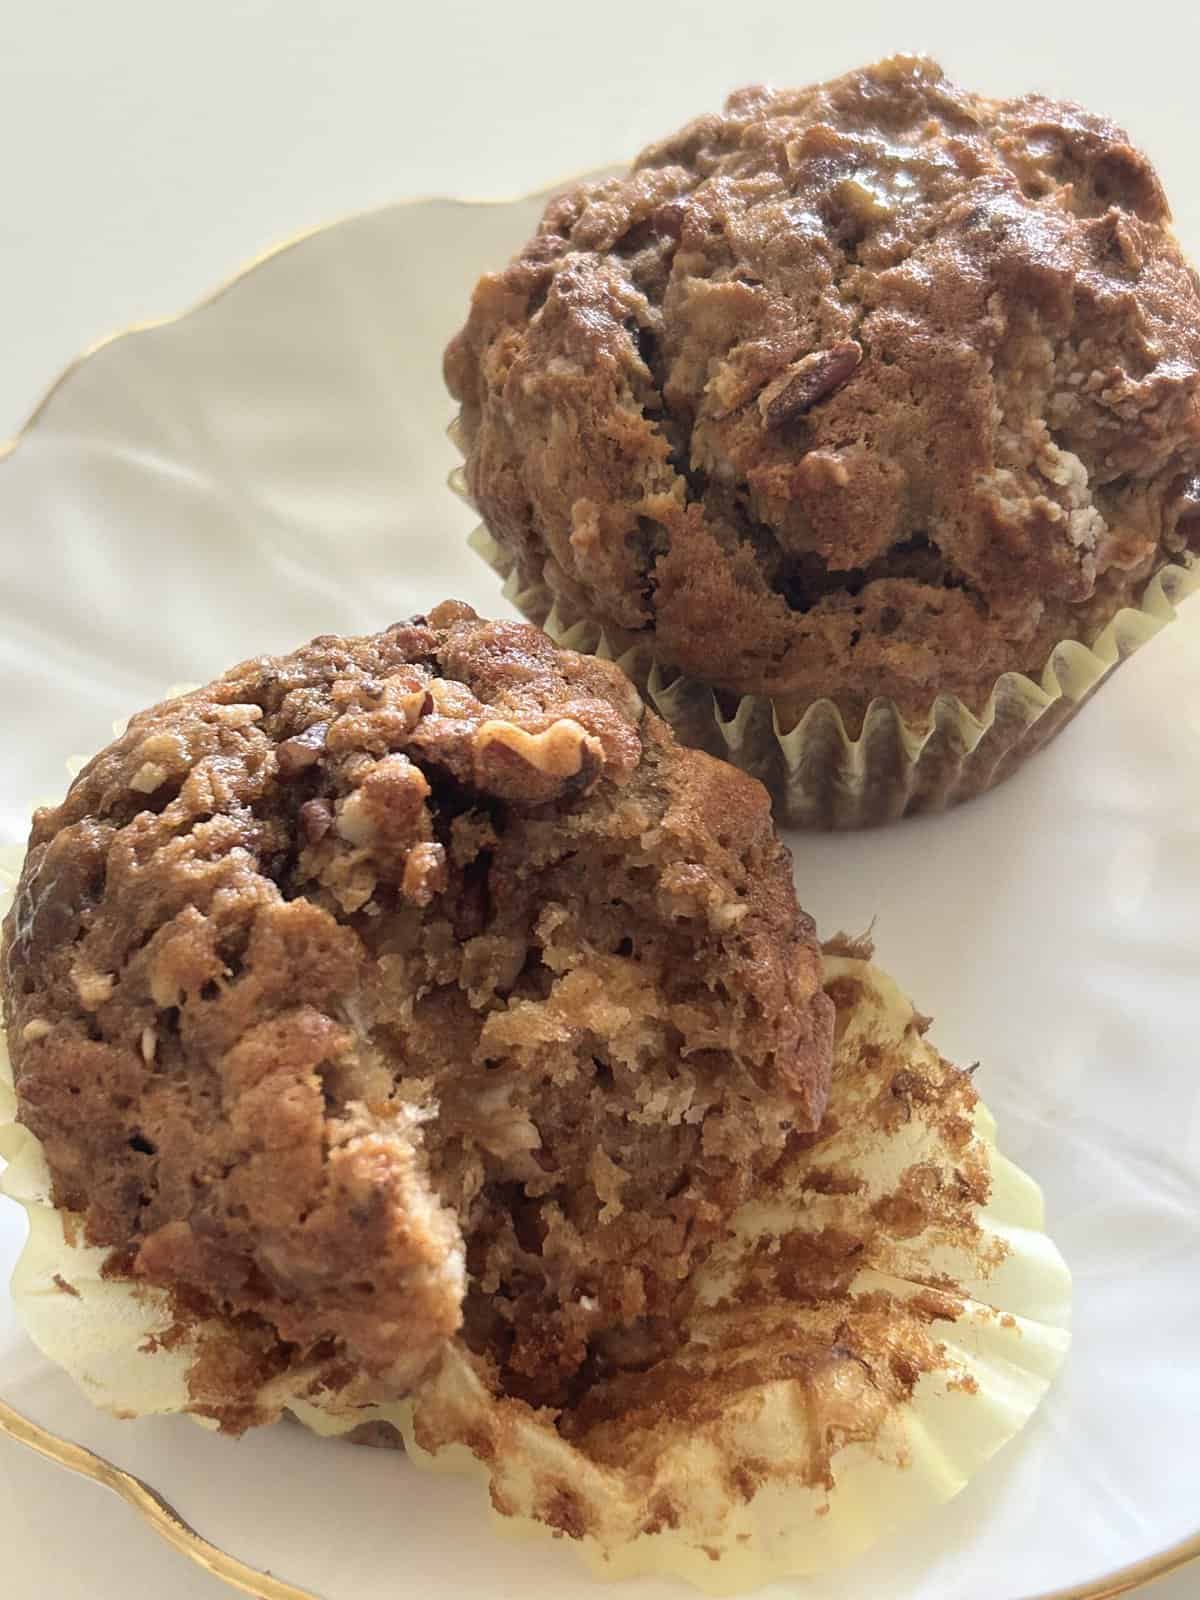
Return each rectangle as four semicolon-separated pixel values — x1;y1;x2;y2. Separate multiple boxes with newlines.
1;812;1074;1592
459;484;1199;828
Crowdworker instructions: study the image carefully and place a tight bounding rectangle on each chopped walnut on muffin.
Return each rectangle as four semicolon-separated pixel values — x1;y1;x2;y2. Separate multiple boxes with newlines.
2;602;832;1420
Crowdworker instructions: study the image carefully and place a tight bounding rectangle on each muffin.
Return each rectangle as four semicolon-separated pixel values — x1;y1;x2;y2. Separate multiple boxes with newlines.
446;54;1200;825
1;601;832;1422
1;943;1073;1585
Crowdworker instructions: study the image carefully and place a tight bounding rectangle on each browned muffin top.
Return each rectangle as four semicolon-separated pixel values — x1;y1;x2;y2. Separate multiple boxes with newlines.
446;55;1200;728
3;603;832;1415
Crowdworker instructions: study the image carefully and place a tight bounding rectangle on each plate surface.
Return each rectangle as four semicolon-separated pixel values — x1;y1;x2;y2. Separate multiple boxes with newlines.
0;185;1198;1600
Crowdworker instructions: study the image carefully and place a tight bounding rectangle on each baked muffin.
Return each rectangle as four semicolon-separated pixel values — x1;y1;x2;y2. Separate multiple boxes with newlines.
2;602;832;1419
1;942;1073;1584
446;55;1200;824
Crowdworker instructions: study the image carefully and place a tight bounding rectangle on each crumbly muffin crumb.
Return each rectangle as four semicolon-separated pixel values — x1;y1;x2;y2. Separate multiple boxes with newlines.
3;603;831;1415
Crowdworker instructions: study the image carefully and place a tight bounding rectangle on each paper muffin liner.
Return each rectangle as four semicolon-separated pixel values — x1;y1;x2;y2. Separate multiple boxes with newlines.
461;499;1199;829
303;952;1072;1592
1;804;1073;1592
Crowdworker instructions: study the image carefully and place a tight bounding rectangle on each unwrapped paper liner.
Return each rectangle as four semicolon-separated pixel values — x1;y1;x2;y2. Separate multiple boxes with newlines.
0;856;1072;1595
463;504;1199;830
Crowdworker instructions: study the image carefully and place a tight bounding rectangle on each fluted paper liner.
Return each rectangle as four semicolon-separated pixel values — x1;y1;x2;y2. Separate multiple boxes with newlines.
462;496;1199;829
1;816;1072;1593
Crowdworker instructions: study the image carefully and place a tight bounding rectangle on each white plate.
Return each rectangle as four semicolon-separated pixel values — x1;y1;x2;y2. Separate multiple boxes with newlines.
0;181;1198;1600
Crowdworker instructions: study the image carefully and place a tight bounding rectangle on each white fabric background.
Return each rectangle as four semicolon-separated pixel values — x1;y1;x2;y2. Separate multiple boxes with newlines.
1;2;1197;1595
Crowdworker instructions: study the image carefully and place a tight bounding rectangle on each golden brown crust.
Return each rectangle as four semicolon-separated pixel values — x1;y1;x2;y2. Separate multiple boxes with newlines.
446;55;1200;728
3;603;832;1413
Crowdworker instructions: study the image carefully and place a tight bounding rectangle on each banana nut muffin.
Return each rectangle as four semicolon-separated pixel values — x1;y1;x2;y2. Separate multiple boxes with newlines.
2;602;832;1415
446;55;1200;731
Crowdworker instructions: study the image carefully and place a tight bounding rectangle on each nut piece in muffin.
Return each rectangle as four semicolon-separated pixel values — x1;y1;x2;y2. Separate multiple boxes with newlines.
2;602;832;1420
446;54;1200;733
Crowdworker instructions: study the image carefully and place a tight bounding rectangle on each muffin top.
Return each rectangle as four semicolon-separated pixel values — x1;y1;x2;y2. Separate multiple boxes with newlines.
446;55;1200;727
3;602;831;1416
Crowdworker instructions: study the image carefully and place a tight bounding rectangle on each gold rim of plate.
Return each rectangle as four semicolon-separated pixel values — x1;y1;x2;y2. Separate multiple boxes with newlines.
1;1396;1196;1600
0;193;1194;1600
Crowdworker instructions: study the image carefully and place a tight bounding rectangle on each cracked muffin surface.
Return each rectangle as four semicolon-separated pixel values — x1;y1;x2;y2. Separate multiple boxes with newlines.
2;602;832;1415
446;54;1200;729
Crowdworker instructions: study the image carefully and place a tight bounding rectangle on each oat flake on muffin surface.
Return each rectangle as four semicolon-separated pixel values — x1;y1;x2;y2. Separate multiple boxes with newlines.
2;602;832;1425
446;54;1200;731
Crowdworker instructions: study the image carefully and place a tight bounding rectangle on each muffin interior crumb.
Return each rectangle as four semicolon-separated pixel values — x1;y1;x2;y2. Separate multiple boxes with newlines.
2;603;831;1419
